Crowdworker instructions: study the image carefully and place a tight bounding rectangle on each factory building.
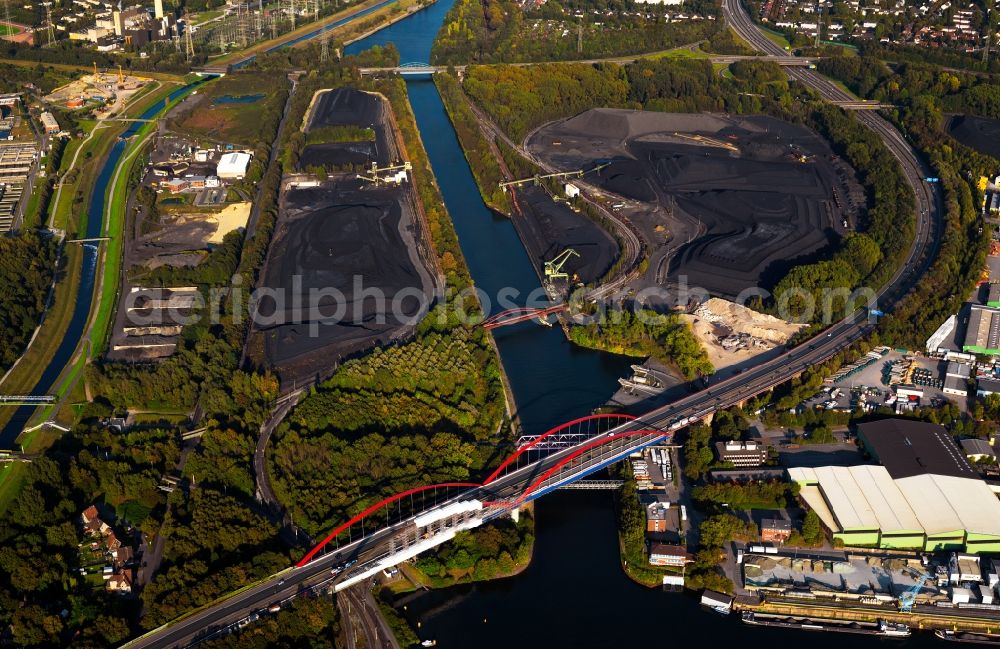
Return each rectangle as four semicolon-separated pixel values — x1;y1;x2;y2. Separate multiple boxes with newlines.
789;419;1000;552
963;304;1000;355
216;152;252;179
926;314;956;353
961;438;996;463
39;112;60;134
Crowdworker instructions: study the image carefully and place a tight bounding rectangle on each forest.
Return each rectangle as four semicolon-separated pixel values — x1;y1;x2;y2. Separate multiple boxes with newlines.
431;0;727;65
816;57;991;348
270;325;506;537
0;230;58;374
412;512;533;585
569;308;713;380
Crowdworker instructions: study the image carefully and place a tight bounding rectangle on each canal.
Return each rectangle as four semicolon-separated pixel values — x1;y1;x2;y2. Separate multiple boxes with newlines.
0;81;205;446
346;17;631;435
345;8;942;649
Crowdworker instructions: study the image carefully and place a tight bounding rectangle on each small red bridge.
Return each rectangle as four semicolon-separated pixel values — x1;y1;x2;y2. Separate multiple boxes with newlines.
481;304;567;330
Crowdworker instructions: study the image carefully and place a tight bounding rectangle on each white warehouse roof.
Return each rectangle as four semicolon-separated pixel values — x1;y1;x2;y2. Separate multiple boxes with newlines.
896;473;1000;537
789;465;1000;539
216;152;252;178
790;465;920;533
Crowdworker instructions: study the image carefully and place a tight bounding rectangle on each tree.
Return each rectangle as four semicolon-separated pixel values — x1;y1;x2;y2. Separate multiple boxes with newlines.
802;510;824;545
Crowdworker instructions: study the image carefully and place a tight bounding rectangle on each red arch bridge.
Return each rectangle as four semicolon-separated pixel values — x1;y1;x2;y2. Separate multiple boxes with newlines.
294;412;699;592
480;304;567;330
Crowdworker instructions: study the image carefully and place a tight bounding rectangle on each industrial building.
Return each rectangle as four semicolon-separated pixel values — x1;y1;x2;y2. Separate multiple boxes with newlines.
790;464;1000;551
963;305;1000;355
216;152;252;179
39;112;60;134
926;314;956;353
961;438;996;463
978;378;1000;397
989;284;1000;309
857;419;976;480
715;440;769;467
789;420;1000;552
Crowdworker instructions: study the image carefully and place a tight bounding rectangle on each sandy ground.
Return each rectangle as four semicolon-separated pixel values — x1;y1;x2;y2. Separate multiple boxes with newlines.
681;297;805;371
208;202;250;244
45;73;148;117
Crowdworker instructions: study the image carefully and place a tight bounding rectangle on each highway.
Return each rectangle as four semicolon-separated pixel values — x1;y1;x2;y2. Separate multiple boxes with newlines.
126;5;943;646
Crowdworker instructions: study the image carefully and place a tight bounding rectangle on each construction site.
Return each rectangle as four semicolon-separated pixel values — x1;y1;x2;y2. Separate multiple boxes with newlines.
246;88;438;388
526;110;866;301
680;298;805;374
44;68;149;119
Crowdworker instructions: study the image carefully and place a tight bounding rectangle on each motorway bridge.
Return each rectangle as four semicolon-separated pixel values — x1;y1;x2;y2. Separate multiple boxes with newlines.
127;3;942;647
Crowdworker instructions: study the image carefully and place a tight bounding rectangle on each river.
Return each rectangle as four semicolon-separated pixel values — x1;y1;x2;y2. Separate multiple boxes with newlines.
343;8;945;649
0;81;205;446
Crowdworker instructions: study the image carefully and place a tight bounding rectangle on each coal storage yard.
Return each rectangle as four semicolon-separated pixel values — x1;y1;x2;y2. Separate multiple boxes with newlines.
249;88;435;387
513;185;619;285
527;110;865;299
947;114;1000;160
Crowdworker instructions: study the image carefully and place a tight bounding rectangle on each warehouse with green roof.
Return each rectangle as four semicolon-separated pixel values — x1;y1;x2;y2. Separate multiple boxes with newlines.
789;420;1000;553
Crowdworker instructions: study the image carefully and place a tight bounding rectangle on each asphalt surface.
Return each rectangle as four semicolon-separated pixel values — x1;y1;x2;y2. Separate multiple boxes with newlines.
338;583;402;649
127;6;941;646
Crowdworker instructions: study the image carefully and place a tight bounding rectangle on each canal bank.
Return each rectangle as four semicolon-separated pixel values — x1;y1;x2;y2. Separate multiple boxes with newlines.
0;78;208;446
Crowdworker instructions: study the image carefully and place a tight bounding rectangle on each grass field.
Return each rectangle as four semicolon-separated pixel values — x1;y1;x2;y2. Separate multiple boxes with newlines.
760;25;792;50
172;72;281;146
652;47;711;61
0;23;23;36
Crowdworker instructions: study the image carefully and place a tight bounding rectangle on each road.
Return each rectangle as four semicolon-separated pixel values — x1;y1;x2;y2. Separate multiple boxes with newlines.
127;7;942;646
338;583;402;649
253;389;304;511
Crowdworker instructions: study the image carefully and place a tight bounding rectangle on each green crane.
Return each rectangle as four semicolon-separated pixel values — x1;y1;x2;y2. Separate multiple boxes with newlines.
544;248;580;281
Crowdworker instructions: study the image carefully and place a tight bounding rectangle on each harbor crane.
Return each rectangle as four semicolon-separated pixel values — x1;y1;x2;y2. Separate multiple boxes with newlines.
898;566;933;613
499;162;610;191
544;248;579;281
357;161;412;186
